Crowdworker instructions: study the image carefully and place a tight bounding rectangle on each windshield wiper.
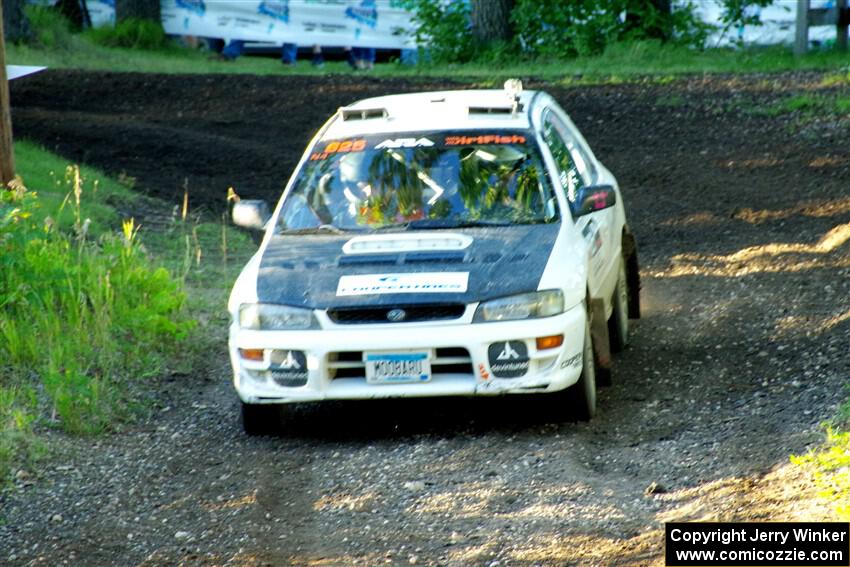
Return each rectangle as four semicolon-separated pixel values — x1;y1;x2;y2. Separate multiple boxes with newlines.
403;219;516;230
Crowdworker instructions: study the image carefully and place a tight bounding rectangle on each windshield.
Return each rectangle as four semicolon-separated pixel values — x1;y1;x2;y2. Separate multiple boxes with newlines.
276;131;559;233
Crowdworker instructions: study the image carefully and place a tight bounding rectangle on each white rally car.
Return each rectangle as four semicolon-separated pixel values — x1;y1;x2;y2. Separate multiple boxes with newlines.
228;82;640;434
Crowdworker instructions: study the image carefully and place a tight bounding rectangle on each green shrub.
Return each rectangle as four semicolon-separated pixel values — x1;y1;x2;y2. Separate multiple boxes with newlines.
84;18;170;50
512;0;712;58
23;5;75;50
0;174;193;472
397;0;475;64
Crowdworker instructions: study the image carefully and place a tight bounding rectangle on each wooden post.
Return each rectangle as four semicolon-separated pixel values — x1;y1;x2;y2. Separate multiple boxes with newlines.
0;0;16;186
796;0;848;55
838;0;848;51
796;0;810;55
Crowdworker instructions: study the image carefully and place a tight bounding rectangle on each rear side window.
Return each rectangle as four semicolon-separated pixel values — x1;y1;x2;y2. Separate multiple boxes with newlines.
541;111;597;207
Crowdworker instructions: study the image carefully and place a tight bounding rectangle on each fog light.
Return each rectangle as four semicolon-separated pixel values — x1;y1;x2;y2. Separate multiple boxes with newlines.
239;348;264;361
536;335;563;350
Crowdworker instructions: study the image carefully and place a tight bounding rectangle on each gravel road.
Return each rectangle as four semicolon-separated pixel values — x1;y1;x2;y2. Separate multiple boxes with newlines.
2;71;849;566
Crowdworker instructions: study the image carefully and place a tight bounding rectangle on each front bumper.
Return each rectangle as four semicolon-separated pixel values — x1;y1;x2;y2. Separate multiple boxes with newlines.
228;303;586;404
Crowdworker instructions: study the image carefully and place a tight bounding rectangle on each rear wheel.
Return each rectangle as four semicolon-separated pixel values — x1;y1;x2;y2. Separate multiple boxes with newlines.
564;316;597;421
241;402;280;436
608;255;629;353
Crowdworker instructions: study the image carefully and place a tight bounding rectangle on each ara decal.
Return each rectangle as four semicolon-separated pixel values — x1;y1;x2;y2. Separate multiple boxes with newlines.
375;137;434;149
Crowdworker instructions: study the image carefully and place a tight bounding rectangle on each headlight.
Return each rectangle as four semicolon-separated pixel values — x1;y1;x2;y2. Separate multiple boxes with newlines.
473;290;564;322
238;303;318;330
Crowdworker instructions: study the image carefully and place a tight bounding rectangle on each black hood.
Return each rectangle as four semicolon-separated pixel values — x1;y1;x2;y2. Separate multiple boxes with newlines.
256;225;560;308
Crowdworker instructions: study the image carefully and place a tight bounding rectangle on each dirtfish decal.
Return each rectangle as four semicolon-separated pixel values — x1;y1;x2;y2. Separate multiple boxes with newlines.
175;0;204;17
345;0;378;29
259;0;290;23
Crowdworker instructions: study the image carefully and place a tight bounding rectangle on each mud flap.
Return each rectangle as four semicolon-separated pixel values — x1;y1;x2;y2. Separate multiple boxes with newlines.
589;298;612;371
622;229;641;319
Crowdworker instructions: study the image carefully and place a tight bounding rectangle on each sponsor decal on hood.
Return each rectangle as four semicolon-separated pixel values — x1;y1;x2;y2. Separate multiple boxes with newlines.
337;272;469;296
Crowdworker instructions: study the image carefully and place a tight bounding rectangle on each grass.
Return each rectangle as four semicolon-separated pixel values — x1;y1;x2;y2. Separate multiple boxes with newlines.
745;93;850;118
791;426;850;520
717;79;850;118
7;30;850;82
0;141;255;484
13;141;137;235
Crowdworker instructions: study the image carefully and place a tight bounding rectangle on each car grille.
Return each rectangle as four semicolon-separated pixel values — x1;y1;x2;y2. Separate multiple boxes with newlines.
326;304;466;324
327;347;473;379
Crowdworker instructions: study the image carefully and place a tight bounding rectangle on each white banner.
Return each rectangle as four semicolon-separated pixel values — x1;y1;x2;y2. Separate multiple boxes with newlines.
160;0;416;49
685;0;838;47
6;66;47;80
87;0;116;28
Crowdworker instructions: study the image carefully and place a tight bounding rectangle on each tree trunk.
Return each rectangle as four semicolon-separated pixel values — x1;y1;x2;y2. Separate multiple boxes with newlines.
0;0;16;185
56;0;85;30
471;0;515;43
2;0;30;43
115;0;161;23
625;0;673;41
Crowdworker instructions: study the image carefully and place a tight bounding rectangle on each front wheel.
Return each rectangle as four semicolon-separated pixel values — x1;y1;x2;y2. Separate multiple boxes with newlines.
608;255;629;353
563;316;597;421
241;402;281;436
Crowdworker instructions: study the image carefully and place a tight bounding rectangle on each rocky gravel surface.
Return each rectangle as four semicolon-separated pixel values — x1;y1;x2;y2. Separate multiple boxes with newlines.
2;70;849;565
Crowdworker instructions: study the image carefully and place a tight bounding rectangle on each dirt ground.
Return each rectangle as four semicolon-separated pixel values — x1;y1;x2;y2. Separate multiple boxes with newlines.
3;70;850;566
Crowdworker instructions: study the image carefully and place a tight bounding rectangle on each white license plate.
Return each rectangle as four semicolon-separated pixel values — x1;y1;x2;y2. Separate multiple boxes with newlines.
364;352;431;384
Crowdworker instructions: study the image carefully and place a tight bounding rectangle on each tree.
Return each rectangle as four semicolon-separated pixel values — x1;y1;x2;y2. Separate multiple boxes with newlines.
471;0;515;44
0;0;16;185
55;0;87;30
2;0;30;43
624;0;674;41
115;0;161;23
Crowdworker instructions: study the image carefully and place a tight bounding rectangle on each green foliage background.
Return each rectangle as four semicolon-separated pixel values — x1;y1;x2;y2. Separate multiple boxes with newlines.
401;0;776;63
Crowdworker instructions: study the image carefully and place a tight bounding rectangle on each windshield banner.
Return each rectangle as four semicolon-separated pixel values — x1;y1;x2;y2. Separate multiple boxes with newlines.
309;132;529;162
159;0;416;49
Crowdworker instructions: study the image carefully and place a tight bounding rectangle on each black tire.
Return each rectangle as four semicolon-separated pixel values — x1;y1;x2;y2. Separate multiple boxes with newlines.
608;255;629;353
241;402;280;436
565;317;597;421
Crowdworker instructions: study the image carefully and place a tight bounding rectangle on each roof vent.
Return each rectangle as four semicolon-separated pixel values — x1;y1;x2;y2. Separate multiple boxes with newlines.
468;106;519;115
341;108;388;121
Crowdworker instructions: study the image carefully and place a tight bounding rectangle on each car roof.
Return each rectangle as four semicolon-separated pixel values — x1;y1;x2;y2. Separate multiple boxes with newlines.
320;89;541;140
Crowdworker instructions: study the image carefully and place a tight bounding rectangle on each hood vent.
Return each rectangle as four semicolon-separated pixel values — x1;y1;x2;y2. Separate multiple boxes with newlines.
342;233;473;255
341;108;388;121
469;105;522;115
338;254;398;267
404;251;465;264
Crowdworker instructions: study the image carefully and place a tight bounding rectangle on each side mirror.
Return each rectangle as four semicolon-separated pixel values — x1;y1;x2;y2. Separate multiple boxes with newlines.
232;200;271;231
575;184;616;216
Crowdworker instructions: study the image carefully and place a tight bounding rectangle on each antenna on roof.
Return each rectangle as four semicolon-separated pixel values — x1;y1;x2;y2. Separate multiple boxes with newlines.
504;79;523;117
